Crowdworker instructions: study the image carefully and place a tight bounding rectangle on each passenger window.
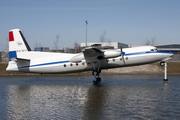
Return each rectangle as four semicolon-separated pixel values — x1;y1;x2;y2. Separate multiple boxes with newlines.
64;64;66;67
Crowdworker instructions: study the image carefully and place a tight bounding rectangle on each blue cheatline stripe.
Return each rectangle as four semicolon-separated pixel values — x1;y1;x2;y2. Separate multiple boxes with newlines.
154;51;173;54
124;51;173;56
124;51;147;56
14;50;173;69
19;60;70;69
9;51;17;61
124;51;153;56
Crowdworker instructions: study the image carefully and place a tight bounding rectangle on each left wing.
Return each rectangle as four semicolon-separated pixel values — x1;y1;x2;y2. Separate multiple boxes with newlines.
82;47;104;60
69;47;104;63
69;47;121;63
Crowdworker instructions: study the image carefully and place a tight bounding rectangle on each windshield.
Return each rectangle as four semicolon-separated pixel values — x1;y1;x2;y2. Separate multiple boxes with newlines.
150;48;158;52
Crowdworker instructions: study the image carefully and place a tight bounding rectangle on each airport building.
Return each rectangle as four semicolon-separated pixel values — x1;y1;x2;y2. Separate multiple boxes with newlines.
156;44;180;54
0;52;1;63
128;45;143;48
81;42;128;49
34;47;50;52
156;44;180;61
0;51;8;63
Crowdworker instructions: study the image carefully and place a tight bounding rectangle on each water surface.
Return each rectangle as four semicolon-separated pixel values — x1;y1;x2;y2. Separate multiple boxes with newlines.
0;75;180;120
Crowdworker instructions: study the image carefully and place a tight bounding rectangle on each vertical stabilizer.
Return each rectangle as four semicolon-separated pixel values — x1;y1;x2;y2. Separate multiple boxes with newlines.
9;29;31;52
8;29;31;61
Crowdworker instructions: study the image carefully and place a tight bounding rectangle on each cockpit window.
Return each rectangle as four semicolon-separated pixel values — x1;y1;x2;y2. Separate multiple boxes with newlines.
150;49;154;52
150;48;158;52
154;48;158;51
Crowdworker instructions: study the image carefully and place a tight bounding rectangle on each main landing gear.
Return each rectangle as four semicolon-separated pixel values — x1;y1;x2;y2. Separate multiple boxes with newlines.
92;61;102;85
92;70;101;85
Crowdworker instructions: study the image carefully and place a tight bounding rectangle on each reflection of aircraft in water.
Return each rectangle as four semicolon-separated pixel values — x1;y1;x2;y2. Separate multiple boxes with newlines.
6;29;173;83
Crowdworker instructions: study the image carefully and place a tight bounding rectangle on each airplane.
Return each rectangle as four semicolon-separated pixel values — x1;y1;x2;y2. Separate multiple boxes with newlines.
6;29;174;84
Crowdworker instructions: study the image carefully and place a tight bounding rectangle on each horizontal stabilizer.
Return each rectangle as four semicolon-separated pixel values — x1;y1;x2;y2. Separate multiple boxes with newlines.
10;58;30;62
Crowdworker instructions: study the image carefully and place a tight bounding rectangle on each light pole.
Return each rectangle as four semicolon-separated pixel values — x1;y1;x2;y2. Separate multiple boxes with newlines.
85;21;88;47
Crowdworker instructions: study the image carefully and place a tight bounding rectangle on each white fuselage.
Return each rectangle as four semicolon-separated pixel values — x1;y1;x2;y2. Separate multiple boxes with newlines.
6;46;173;74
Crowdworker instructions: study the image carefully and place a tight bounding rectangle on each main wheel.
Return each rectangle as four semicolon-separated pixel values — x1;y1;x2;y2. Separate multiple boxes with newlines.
92;70;98;76
96;77;101;81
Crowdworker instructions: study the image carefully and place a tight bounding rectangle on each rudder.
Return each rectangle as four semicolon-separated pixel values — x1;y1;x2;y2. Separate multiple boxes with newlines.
9;29;31;52
8;29;31;61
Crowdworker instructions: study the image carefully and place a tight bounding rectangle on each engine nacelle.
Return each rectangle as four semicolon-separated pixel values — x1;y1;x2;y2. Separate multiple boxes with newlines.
69;49;121;63
69;53;84;63
103;50;121;59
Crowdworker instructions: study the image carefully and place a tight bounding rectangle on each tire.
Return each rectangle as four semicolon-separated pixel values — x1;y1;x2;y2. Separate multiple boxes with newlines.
92;70;98;76
160;61;165;66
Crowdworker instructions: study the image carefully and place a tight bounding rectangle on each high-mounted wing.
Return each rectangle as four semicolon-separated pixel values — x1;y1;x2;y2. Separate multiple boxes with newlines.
82;47;104;60
69;47;104;63
69;47;121;63
83;47;121;61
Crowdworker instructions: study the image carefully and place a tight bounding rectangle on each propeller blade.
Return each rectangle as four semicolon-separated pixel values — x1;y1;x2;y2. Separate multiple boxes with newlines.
120;46;125;65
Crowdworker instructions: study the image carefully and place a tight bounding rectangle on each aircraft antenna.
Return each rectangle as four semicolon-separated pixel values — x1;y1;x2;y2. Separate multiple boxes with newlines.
85;21;88;47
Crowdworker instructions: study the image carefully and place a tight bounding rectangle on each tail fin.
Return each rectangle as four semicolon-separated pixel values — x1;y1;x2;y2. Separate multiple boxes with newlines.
9;29;31;52
9;29;31;61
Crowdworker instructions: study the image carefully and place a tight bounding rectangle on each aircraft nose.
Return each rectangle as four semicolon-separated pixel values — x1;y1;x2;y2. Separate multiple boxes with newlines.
163;52;174;58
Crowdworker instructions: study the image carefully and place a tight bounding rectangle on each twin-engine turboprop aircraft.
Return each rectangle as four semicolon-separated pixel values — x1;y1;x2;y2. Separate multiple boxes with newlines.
6;29;173;83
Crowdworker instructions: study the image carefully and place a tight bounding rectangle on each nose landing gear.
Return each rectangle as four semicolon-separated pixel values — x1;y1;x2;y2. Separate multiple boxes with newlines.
160;61;168;82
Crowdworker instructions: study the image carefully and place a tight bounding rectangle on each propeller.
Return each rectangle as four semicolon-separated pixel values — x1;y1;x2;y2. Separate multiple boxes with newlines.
120;46;125;65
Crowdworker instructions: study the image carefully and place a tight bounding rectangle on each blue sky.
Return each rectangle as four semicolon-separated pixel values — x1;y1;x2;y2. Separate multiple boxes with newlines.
0;0;180;51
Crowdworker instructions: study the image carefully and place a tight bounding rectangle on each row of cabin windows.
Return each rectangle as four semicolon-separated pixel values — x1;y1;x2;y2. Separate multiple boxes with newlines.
106;57;128;62
63;57;128;67
64;62;85;67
